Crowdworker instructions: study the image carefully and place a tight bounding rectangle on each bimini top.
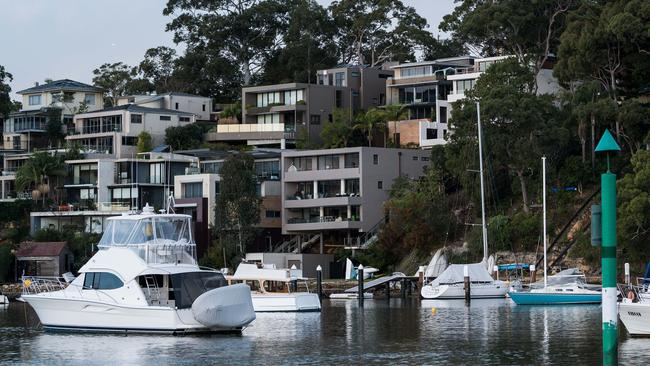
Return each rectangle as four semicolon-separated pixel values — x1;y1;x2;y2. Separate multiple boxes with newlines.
429;263;495;286
98;214;197;265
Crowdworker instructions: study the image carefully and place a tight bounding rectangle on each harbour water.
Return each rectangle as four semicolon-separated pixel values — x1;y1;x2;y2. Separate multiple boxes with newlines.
1;299;649;365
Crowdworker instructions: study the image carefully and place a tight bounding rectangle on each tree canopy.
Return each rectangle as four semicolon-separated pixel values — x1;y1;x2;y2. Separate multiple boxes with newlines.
0;65;13;118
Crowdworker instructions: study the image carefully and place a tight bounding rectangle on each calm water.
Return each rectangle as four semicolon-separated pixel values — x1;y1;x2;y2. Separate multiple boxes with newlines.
1;299;649;365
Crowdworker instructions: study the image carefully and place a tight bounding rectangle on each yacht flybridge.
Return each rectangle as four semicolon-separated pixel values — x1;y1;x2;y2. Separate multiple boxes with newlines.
21;206;256;334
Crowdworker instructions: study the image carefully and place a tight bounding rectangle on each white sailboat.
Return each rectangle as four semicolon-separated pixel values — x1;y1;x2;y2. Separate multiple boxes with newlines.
508;157;601;305
20;205;256;333
420;102;507;300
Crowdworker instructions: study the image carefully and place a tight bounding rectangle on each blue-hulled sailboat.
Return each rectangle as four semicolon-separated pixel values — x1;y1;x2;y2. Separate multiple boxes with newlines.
508;157;601;305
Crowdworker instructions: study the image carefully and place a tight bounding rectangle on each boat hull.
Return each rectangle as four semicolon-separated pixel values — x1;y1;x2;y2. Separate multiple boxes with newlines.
508;291;601;305
251;293;321;312
22;295;247;334
619;302;650;336
420;282;508;299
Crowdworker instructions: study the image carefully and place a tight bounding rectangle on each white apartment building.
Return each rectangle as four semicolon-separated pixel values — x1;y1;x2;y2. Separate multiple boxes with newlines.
65;104;196;158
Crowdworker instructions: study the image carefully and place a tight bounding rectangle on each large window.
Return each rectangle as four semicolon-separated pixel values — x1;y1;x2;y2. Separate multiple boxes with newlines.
290;181;314;199
455;79;475;94
398;86;436;104
255;160;280;180
283;89;304;105
344;153;359;168
80;115;122;134
345;178;360;196
150;163;165;184
131;114;142;124
400;66;431;78
84;93;96;105
335;72;345;87
73;164;98;185
182;182;203;198
28;95;41;105
257;113;280;124
288;157;312;171
202;161;223;174
83;272;124;290
256;91;281;107
318;180;340;198
317;155;339;170
111;187;137;200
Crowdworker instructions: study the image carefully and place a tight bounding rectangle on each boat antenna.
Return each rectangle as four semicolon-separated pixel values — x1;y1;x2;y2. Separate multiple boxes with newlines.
542;156;548;289
476;102;488;264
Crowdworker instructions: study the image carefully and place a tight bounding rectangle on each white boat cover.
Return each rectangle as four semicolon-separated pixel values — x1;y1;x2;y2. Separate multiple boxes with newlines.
191;283;256;329
429;263;495;286
424;249;448;278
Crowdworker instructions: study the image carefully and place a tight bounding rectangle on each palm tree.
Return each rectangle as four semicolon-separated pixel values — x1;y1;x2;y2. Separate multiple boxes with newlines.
353;108;385;147
15;151;65;206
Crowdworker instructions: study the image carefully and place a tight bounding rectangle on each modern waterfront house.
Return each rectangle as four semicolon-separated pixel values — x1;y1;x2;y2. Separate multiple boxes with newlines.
280;147;430;252
29;152;197;235
115;92;213;121
206;65;393;148
65;104;196;158
3;79;104;151
385;55;561;149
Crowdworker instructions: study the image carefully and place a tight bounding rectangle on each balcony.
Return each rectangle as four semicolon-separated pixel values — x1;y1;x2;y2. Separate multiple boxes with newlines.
285;216;362;231
285;194;362;208
205;123;295;142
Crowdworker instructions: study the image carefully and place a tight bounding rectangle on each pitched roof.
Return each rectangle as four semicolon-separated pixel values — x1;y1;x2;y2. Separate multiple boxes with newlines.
17;79;104;94
16;242;68;257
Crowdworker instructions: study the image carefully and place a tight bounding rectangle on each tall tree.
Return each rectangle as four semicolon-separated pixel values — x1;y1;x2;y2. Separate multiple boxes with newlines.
353;108;384;147
164;123;205;150
261;0;338;84
0;65;13;118
92;62;135;107
441;0;576;87
15;151;65;206
330;0;434;66
214;154;261;258
139;46;179;93
447;58;569;213
164;0;287;85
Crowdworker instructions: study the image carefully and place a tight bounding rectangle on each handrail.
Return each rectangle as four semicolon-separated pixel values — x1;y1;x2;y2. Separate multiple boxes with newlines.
21;275;122;305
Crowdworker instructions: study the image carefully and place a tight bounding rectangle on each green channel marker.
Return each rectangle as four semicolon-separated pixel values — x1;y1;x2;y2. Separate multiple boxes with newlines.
596;129;620;366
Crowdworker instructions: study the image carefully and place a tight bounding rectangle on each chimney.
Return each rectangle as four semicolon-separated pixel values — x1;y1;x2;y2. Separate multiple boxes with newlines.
34;82;39;87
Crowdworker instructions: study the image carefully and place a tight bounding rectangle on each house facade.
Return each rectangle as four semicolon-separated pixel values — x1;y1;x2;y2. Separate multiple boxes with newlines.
206;65;393;148
3;79;104;151
280;147;430;252
116;92;213;121
65;104;196;158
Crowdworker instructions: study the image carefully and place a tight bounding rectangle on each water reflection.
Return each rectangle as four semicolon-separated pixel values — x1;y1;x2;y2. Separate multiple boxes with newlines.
0;299;630;365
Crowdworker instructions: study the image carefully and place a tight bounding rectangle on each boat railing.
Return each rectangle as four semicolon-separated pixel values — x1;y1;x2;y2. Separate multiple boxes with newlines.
618;283;645;303
21;276;121;305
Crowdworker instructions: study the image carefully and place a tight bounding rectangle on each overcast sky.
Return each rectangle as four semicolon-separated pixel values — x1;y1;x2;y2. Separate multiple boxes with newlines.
0;0;456;100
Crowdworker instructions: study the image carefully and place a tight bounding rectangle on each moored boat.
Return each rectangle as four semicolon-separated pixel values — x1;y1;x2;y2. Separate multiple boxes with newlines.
20;206;256;333
227;263;321;312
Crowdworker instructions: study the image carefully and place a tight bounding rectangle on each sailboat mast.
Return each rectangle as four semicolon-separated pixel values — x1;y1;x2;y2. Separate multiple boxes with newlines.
542;156;548;289
476;102;488;263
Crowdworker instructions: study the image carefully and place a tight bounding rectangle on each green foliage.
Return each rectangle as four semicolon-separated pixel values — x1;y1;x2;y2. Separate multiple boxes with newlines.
0;201;35;225
137;131;153;153
329;0;433;66
0;65;13;118
220;103;242;122
212;154;261;264
44;108;64;146
139;46;178;93
618;150;650;265
375;167;455;270
164;123;205;150
15;151;66;206
353;108;385;147
92;62;136;106
296;127;318;150
32;229;101;271
321;108;353;148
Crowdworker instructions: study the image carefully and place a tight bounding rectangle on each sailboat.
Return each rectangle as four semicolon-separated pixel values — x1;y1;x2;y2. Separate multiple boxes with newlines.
420;103;507;300
508;157;601;305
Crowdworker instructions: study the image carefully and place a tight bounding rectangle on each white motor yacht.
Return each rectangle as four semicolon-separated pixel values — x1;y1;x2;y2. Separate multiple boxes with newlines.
21;207;256;334
227;263;321;312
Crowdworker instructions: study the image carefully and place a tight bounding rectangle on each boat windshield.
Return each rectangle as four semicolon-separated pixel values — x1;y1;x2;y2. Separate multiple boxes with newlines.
97;216;196;265
99;217;193;247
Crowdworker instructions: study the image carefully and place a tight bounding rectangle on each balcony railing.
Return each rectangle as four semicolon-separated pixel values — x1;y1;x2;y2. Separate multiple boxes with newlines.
216;123;286;133
287;216;361;224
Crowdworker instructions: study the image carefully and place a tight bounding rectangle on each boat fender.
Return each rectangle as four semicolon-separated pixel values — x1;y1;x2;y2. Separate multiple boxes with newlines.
191;283;256;329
